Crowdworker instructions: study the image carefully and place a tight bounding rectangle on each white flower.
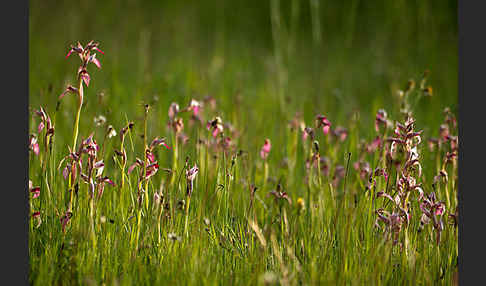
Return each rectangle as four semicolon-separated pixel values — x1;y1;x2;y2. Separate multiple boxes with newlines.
107;125;117;138
94;115;106;126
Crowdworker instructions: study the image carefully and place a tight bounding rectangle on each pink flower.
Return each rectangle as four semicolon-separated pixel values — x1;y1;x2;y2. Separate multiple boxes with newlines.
186;164;199;197
29;135;39;156
65;40;104;66
207;117;224;138
150;137;171;150
146;151;156;163
29;182;40;199
375;109;389;132
37;121;44;134
268;184;292;205
316;115;331;135
260;139;271;160
59;85;78;100
186;164;199;182
63;41;104;95
188;99;202;116
88;54;101;69
373;168;388;181
434;203;445;216
79;68;91;86
127;158;144;175
168;103;180;120
30;187;40;199
302;127;314;141
366;136;382;153
332;127;348;142
145;163;159;180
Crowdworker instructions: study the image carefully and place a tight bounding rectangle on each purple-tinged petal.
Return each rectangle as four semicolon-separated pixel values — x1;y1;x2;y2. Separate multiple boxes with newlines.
168;103;180;119
146;152;155;163
62;165;69;180
59;85;78;100
90;55;101;68
434;203;446;216
420;202;432;218
32;142;40;156
186;164;199;182
212;128;220;138
376;191;394;203
82;72;90;87
37;121;45;134
145;163;160;179
150;137;171;150
322;125;330;135
105;177;115;186
94;160;104;169
127;163;138;175
65;49;74;59
59;91;68;100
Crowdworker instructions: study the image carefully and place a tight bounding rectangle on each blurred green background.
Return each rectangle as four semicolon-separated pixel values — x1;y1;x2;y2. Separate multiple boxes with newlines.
29;0;457;149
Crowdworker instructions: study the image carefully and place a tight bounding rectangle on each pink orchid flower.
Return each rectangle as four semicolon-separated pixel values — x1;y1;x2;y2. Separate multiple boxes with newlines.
260;139;271;160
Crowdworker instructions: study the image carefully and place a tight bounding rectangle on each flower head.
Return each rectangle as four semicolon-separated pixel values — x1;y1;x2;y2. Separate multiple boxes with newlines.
315;115;331;135
186;164;199;197
29;184;40;199
207;117;224;138
260;139;271;160
29;135;40;156
188;99;202;116
107;125;117;138
65;40;104;65
94;115;106;126
302;127;315;141
168;102;180;120
375;109;390;132
61;41;103;102
332;126;348;142
268;183;292;205
296;197;305;214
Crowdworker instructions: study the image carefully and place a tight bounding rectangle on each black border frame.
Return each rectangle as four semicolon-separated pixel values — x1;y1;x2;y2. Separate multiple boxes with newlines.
4;0;29;284
458;1;484;285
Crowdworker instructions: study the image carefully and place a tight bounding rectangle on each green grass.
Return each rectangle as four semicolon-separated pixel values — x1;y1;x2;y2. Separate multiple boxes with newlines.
29;0;457;285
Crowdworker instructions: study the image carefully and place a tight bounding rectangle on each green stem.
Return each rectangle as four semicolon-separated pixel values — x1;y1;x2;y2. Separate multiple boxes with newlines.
89;196;97;249
120;136;126;190
72;79;84;151
185;195;192;238
68;78;84;213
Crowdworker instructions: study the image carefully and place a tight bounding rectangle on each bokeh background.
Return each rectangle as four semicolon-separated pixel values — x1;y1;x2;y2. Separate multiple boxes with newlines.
29;0;457;155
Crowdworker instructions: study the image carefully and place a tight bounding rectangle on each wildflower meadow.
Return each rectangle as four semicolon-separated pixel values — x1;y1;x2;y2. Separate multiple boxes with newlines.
29;1;458;285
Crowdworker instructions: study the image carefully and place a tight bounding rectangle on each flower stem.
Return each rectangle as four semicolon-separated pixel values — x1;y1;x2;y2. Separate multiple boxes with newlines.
72;78;84;151
185;195;192;238
68;78;84;213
